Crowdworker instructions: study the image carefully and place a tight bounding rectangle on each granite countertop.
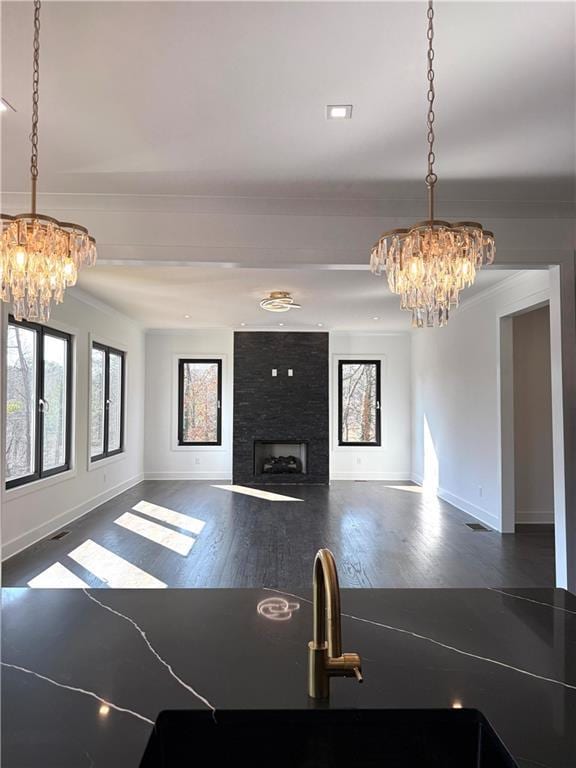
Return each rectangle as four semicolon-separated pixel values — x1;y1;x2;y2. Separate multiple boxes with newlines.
2;587;575;767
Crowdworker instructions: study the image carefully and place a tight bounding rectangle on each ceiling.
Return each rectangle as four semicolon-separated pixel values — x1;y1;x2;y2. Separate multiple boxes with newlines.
2;3;571;330
2;1;574;200
76;266;523;330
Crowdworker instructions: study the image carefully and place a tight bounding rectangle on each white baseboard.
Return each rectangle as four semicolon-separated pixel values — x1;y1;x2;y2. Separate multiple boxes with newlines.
409;474;500;530
516;510;554;524
2;473;145;561
144;471;232;481
331;472;412;482
437;487;500;530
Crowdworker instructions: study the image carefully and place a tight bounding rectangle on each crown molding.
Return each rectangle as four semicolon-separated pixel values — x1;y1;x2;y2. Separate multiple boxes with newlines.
2;191;574;220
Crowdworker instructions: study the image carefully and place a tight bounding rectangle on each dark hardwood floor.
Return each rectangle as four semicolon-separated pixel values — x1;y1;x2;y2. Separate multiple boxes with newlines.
2;481;555;589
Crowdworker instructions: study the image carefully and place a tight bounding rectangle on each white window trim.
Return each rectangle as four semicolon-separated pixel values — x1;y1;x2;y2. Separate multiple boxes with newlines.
331;353;388;452
171;352;228;452
5;316;78;491
87;332;129;471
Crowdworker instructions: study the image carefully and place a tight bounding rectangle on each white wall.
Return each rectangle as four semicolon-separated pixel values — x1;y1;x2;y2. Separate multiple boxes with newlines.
513;306;554;524
144;330;233;480
330;332;411;481
1;291;145;560
411;270;551;531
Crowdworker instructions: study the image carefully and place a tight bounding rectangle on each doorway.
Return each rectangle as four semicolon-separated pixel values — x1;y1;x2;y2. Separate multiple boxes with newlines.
500;303;555;537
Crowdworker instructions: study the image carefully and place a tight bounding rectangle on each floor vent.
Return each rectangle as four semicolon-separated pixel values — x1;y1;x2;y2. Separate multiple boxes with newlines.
466;522;491;532
50;530;70;541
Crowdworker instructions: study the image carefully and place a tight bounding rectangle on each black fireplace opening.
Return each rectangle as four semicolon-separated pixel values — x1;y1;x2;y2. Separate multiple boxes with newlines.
254;441;308;476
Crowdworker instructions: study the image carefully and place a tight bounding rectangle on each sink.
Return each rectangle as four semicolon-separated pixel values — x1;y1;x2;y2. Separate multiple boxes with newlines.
139;708;518;767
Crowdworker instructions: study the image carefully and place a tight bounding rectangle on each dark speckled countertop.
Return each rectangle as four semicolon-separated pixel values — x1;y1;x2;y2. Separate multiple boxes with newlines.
2;587;575;767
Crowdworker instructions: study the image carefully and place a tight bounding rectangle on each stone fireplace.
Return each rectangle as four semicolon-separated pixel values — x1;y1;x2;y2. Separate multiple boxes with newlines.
233;332;329;485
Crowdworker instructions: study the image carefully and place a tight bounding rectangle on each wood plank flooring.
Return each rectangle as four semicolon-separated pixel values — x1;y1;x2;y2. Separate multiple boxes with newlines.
2;481;555;589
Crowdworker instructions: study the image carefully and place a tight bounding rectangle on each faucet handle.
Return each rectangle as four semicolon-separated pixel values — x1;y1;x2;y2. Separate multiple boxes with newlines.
353;666;363;683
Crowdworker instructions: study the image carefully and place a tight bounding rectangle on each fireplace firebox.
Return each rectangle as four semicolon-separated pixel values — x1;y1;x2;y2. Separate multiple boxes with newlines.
254;441;308;477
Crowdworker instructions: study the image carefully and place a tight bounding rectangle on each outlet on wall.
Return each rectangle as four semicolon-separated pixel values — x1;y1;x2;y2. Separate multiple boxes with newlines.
195;457;201;466
356;457;362;465
478;486;483;498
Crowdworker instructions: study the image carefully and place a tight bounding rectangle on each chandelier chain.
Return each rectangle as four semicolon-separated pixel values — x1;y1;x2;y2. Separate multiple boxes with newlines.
425;0;436;191
30;0;41;185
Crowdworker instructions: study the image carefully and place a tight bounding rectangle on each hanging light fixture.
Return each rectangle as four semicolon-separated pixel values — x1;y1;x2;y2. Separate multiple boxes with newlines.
0;0;97;323
370;1;495;328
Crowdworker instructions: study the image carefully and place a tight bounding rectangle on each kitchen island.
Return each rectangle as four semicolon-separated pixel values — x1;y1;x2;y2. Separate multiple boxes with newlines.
2;587;575;767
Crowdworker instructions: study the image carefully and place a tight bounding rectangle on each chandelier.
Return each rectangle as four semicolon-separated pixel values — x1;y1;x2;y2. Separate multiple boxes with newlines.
260;291;301;313
370;0;495;328
0;0;97;323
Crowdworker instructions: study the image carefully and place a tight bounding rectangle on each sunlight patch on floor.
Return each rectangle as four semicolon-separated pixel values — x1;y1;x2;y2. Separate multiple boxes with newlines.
114;512;195;556
68;540;167;588
385;485;424;494
27;562;89;589
132;500;206;535
212;485;303;502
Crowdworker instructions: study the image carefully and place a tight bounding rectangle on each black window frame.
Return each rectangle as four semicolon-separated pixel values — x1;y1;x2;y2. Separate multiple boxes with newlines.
90;342;126;462
337;359;382;447
6;316;73;489
178;358;222;446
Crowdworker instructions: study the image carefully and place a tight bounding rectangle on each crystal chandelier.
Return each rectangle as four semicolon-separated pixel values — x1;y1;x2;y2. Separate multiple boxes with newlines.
0;0;97;323
370;1;495;328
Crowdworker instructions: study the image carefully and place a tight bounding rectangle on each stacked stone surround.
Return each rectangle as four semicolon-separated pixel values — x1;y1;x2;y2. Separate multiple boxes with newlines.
233;331;329;485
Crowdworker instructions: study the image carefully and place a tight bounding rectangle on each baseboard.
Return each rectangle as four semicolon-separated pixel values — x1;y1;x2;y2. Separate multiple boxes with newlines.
144;471;232;481
2;473;145;561
409;474;500;530
331;472;413;482
516;510;554;524
437;487;500;530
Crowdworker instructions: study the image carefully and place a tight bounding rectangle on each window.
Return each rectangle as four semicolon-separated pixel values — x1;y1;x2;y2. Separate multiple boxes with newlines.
178;359;222;446
90;343;125;461
338;360;381;446
6;318;72;488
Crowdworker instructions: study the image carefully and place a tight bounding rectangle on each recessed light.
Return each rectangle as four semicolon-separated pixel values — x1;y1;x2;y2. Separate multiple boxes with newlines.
240;322;246;327
278;322;284;327
184;314;190;319
372;316;380;321
0;97;16;113
326;104;352;120
317;323;324;327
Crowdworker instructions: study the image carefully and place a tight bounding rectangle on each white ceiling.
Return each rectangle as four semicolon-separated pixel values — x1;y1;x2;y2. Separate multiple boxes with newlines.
2;1;574;200
2;3;571;330
75;265;523;330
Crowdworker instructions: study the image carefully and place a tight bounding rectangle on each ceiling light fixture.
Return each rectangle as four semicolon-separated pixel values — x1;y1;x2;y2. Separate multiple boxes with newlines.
369;1;495;328
260;291;301;313
184;314;190;319
327;104;352;120
0;0;97;323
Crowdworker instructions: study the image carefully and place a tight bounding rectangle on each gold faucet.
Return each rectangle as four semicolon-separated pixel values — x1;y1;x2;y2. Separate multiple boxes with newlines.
308;548;363;699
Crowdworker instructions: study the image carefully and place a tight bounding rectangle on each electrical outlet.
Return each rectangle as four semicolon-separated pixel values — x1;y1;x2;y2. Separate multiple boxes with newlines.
356;457;362;465
478;486;483;498
272;369;278;377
